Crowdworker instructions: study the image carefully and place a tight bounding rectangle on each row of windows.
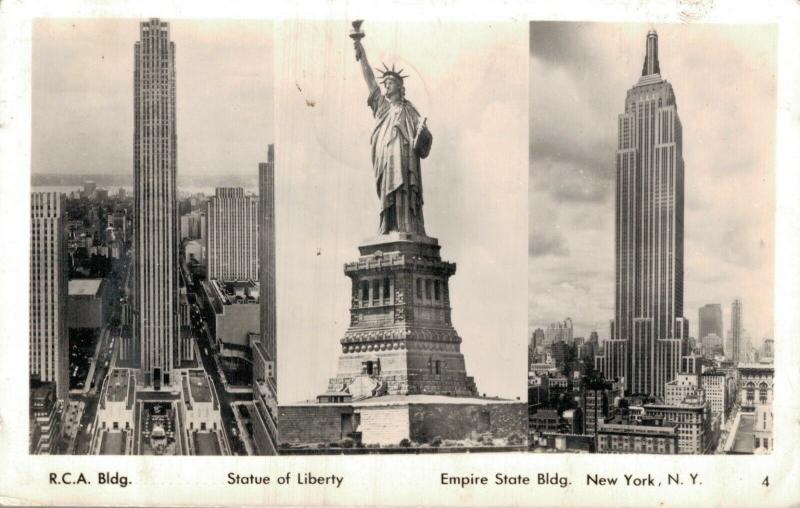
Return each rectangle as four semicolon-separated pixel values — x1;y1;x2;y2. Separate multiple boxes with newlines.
754;437;770;450
360;278;391;303
416;278;441;301
745;383;770;404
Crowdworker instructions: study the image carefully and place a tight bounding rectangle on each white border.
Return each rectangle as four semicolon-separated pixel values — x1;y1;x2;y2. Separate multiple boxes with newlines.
1;0;798;506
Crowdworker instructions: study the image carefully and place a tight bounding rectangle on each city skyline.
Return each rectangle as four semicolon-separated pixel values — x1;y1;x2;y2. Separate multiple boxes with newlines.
32;19;274;178
529;23;775;343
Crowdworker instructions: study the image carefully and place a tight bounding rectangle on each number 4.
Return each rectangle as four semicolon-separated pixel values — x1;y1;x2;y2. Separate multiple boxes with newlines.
762;476;769;487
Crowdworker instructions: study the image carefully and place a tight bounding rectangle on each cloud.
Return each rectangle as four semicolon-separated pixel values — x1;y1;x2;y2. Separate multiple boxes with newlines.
534;157;610;203
529;227;569;257
529;22;776;341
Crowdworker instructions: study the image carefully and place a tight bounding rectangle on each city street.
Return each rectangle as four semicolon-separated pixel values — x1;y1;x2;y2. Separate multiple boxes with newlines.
65;258;129;454
188;297;252;455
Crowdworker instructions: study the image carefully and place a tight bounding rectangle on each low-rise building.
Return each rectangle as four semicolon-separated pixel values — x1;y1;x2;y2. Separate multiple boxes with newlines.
67;278;111;330
643;396;715;454
597;417;679;454
736;364;774;453
529;409;561;434
665;372;702;405
199;279;260;365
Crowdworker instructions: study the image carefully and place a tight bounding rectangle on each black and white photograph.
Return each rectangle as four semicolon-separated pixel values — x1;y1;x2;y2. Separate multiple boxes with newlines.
274;19;528;453
1;1;799;506
28;18;277;456
528;22;776;455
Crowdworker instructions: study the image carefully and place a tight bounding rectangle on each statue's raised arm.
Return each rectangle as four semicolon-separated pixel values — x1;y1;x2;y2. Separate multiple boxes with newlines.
351;21;379;94
353;40;379;95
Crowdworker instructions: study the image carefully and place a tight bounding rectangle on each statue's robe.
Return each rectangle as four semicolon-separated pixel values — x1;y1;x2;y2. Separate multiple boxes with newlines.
368;87;432;235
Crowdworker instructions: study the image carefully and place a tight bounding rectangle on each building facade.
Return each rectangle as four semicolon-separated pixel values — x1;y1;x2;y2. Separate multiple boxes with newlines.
597;31;688;398
597;420;679;454
544;319;573;347
761;338;774;361
664;372;702;405
133;18;180;387
207;188;259;281
30;382;62;454
644;398;714;454
738;364;773;451
180;211;206;241
698;303;723;342
530;328;545;350
30;192;69;401
582;383;611;437
67;279;111;330
700;371;728;425
199;279;260;362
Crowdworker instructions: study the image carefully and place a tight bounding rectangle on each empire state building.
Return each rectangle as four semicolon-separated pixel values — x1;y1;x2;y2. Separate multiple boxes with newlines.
597;31;689;398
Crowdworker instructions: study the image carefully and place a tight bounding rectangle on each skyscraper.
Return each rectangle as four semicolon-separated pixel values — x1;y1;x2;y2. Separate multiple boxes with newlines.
30;192;69;401
698;304;723;341
259;145;276;379
730;298;743;364
207;188;259;281
597;31;689;398
530;328;545;349
133;18;179;387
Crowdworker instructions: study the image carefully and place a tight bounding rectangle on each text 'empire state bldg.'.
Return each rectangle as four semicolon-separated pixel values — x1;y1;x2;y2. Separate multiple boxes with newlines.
597;31;689;398
133;19;179;387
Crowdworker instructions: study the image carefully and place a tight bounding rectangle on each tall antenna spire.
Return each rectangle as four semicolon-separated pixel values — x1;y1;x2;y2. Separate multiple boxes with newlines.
641;30;661;77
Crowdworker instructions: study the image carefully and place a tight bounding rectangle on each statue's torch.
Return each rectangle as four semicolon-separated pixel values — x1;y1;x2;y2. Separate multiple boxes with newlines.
350;20;365;60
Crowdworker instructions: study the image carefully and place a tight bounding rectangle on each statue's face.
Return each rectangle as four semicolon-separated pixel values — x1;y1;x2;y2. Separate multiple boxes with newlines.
384;76;403;98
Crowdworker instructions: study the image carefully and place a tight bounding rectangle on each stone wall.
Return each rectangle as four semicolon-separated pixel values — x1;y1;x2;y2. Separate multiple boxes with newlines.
357;405;411;445
278;404;354;445
408;402;527;443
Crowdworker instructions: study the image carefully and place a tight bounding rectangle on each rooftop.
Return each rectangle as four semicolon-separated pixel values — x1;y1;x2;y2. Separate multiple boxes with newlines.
106;369;131;403
188;370;212;403
30;381;55;400
532;409;560;418
68;278;104;297
193;431;222;455
215;279;260;305
645;401;705;411
599;422;677;436
739;364;774;373
730;414;755;453
99;431;127;455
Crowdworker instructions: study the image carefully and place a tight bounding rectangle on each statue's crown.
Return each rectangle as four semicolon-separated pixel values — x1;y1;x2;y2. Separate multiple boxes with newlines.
376;63;409;84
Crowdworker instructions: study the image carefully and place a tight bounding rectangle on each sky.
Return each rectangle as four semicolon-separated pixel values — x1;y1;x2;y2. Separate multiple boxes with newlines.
529;22;776;345
275;20;528;403
32;18;274;181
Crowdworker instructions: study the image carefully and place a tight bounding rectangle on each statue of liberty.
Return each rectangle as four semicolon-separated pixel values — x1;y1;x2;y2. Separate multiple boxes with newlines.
352;21;432;235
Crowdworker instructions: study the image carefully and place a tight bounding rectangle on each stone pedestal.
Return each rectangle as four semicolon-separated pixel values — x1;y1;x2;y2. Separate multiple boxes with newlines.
326;232;477;398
